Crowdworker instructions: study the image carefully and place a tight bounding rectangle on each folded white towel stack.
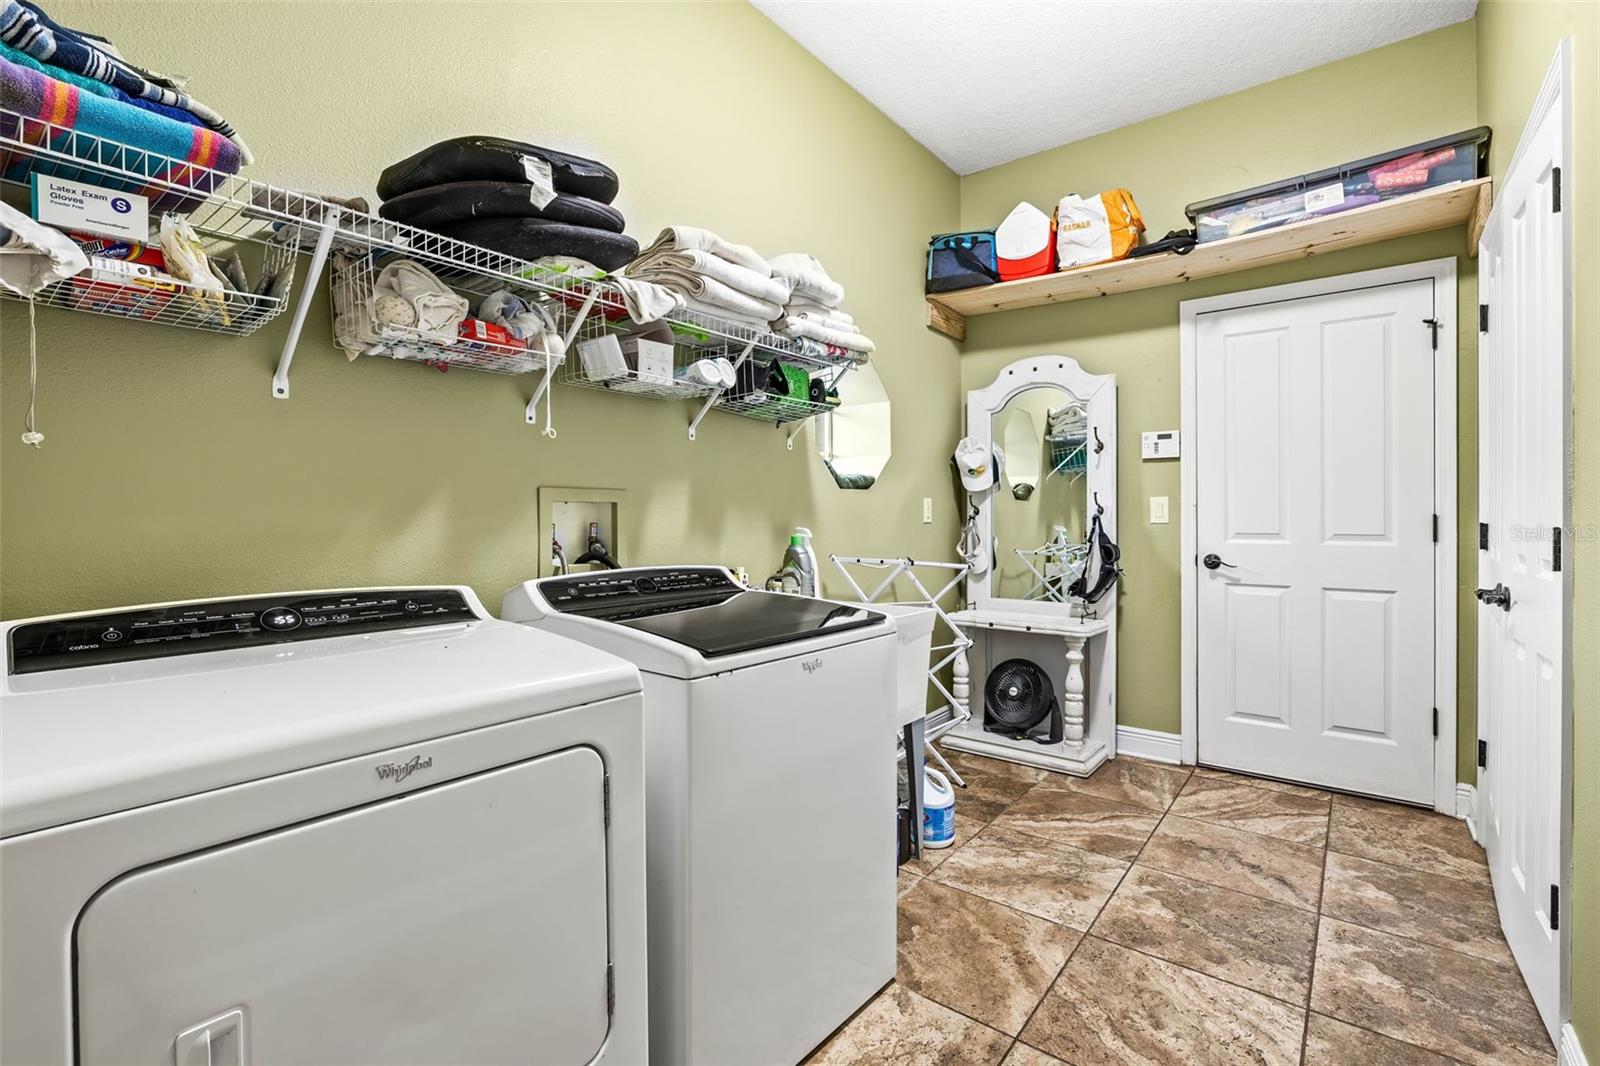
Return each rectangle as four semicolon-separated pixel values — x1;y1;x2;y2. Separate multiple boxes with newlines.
622;227;789;327
769;253;875;360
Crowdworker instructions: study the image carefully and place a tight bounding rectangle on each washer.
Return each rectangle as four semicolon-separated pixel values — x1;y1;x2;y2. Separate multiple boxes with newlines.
1;587;647;1066
502;566;898;1066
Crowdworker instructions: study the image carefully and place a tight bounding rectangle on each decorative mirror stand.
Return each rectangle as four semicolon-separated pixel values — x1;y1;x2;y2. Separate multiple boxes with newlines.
943;356;1118;777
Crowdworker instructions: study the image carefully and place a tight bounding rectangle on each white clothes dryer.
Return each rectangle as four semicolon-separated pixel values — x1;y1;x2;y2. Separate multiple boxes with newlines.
0;587;647;1066
503;566;898;1066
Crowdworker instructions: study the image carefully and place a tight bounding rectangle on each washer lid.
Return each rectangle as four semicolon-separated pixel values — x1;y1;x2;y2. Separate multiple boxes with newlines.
534;567;884;658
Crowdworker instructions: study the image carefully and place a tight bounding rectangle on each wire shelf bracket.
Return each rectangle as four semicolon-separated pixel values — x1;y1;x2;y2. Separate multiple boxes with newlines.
525;286;600;426
272;207;341;399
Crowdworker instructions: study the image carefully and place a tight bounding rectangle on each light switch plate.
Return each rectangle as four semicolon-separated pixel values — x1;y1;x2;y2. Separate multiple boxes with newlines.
1142;431;1180;460
922;498;934;524
1150;496;1170;524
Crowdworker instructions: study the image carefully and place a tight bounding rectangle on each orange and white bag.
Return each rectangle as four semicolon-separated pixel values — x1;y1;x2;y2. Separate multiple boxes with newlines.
1054;189;1145;269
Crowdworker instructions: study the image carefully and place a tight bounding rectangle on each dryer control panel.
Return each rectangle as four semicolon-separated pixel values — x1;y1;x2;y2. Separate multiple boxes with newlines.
8;589;477;674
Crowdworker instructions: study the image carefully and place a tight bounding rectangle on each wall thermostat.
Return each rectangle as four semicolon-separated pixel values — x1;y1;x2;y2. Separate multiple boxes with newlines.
1141;431;1180;460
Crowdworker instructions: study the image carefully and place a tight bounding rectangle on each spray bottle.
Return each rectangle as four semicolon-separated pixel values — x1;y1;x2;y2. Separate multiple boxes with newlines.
782;527;819;597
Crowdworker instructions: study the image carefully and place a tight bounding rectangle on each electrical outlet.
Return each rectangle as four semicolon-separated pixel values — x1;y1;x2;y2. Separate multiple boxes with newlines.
1150;496;1170;524
922;498;934;524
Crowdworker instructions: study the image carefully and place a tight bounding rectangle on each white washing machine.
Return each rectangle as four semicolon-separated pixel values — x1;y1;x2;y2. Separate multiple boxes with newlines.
502;566;898;1066
0;587;648;1066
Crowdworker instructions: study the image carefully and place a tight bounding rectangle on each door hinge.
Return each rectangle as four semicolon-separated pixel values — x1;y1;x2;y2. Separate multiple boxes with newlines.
1479;304;1489;333
1553;527;1563;572
1551;885;1561;930
1478;738;1488;769
1479;521;1490;550
603;774;611;828
1432;514;1440;543
1552;167;1562;212
1432;707;1439;737
606;962;615;1014
1422;317;1441;350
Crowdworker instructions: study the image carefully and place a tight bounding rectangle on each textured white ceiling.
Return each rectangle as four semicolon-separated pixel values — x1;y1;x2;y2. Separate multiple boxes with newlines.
752;0;1478;174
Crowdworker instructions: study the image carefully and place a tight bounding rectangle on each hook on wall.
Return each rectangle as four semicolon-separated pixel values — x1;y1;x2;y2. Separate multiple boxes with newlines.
1093;426;1104;453
1093;491;1105;516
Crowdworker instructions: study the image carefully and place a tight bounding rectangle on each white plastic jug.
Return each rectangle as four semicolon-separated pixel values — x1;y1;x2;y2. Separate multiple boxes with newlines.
922;768;956;849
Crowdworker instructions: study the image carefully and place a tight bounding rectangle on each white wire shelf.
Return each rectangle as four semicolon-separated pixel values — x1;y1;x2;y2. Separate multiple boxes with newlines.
0;108;873;426
1;109;335;248
1;271;286;335
330;252;559;376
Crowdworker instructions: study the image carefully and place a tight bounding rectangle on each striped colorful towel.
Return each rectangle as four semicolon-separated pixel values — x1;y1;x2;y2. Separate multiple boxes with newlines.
0;0;251;163
1;56;240;204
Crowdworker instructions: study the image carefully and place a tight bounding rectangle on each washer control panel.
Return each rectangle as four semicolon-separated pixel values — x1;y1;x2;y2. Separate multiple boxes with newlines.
542;567;737;613
8;589;476;674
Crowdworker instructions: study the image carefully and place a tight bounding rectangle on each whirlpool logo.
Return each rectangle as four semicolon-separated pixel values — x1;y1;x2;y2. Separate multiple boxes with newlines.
801;658;824;674
375;754;433;785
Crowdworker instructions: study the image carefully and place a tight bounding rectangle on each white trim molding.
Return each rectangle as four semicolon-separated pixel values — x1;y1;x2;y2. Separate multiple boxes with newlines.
1455;783;1478;841
1115;726;1182;765
1179;258;1460;814
1560;1023;1589;1066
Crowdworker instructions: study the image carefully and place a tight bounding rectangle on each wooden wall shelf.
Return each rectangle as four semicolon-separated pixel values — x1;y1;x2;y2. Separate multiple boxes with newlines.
925;177;1492;341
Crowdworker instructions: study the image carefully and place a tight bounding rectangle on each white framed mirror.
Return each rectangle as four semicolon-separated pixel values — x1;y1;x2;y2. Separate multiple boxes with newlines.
964;356;1116;617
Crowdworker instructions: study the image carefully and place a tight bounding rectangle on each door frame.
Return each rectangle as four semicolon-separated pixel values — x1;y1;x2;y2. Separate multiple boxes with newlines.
1178;258;1459;814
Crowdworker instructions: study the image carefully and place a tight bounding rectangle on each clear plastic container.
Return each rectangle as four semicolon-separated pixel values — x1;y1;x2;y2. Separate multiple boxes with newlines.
1185;127;1490;243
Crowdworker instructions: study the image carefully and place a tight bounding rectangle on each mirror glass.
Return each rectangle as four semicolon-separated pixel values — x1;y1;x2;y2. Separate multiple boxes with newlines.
991;386;1090;602
816;362;890;489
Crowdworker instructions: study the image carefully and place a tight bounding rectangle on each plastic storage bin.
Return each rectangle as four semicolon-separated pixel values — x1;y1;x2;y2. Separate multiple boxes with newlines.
1185;127;1490;243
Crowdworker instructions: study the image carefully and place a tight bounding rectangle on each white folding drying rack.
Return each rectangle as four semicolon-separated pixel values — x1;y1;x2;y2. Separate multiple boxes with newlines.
829;556;973;784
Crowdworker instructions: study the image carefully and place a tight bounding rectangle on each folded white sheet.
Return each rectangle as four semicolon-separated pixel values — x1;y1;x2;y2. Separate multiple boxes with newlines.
770;252;845;307
627;246;792;307
778;315;875;354
644;226;772;277
681;296;775;329
786;299;854;327
645;273;784;323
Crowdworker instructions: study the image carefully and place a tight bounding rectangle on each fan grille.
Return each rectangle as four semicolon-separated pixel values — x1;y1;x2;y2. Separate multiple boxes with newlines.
985;658;1053;730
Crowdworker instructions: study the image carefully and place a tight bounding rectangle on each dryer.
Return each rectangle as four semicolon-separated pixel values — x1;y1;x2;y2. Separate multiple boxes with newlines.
0;587;647;1066
503;566;898;1066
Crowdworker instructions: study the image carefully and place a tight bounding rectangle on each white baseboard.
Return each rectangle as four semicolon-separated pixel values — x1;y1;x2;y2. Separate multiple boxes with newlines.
1456;783;1479;841
1560;1023;1589;1066
1116;726;1183;765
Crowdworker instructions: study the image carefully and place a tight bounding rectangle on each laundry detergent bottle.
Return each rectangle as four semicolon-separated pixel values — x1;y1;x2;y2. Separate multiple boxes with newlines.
783;527;819;597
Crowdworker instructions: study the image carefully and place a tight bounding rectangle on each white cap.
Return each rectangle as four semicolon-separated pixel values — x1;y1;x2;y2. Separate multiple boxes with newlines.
954;437;999;492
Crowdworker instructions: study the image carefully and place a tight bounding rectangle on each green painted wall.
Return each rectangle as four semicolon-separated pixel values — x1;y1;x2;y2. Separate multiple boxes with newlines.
957;23;1483;754
1475;1;1599;1051
0;1;963;619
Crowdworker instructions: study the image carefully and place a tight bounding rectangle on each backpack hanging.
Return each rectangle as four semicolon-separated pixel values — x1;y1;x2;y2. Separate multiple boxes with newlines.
1067;512;1122;605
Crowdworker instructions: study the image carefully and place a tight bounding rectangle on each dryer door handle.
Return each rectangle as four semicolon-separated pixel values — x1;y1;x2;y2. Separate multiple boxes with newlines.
175;1007;248;1066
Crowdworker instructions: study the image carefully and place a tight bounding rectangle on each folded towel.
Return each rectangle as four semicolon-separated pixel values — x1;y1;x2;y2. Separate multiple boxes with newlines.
0;40;200;127
778;314;875;355
645;225;771;277
0;0;252;162
680;295;774;330
607;273;684;324
770;252;844;306
786;298;854;326
0;56;241;197
626;245;792;307
641;270;783;323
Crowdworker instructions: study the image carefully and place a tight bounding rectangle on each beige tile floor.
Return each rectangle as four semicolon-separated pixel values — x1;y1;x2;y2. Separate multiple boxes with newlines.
808;750;1554;1066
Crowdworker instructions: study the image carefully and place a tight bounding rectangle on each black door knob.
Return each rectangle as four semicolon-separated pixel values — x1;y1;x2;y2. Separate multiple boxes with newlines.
1202;554;1236;571
1475;583;1512;611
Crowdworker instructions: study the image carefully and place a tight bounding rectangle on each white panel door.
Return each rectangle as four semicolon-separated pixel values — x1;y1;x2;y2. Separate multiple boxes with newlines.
1195;279;1437;801
1476;57;1569;1039
76;747;612;1066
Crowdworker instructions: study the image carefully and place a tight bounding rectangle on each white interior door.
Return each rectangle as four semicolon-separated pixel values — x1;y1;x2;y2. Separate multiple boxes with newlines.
1194;279;1438;803
1476;44;1570;1041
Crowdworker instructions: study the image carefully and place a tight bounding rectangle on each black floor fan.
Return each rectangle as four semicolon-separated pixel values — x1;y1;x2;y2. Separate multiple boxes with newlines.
983;658;1063;744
